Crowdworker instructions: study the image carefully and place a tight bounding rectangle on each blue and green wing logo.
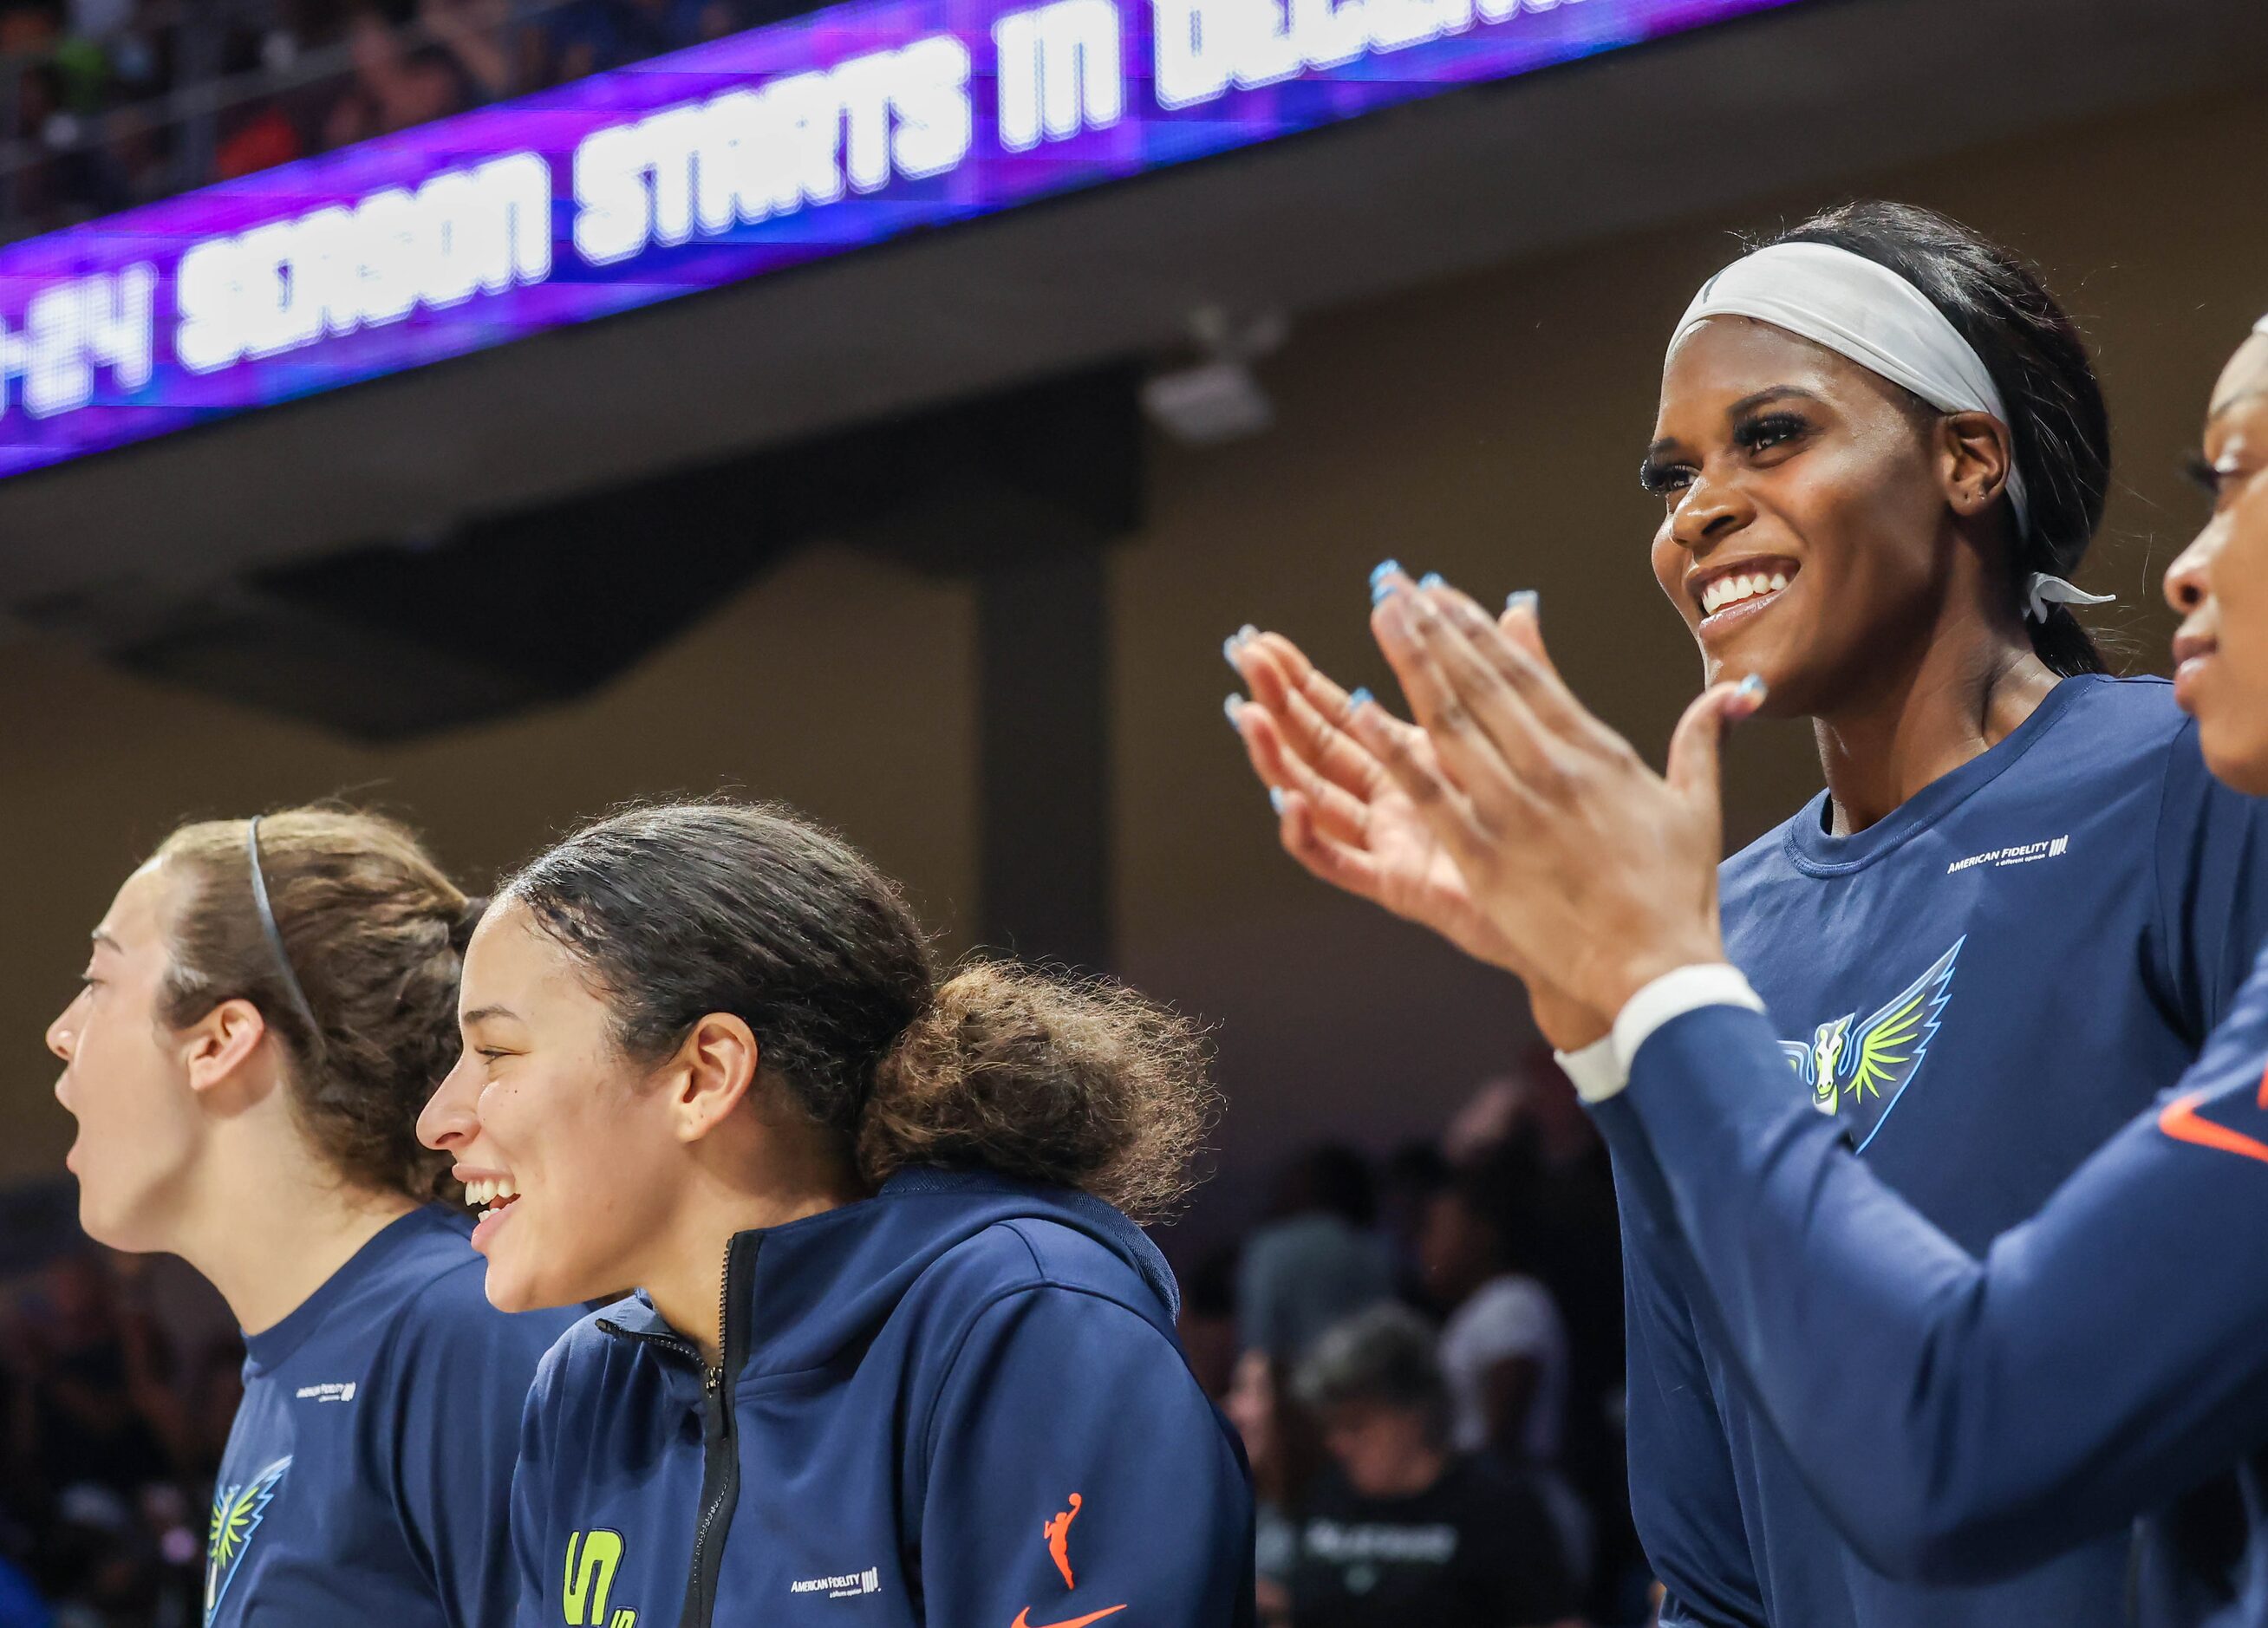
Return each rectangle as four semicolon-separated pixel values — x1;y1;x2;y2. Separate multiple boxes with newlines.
205;1455;290;1625
1782;938;1964;1146
1844;939;1962;1110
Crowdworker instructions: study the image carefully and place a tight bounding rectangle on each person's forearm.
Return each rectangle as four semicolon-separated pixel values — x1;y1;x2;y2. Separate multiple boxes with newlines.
1618;998;2268;1580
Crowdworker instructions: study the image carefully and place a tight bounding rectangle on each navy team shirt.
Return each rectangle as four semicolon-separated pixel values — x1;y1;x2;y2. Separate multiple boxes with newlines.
205;1204;579;1628
1606;675;2268;1628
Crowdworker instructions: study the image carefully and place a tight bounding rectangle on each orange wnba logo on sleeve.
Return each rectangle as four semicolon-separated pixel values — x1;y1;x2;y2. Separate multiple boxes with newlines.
1041;1494;1083;1589
1012;1495;1125;1628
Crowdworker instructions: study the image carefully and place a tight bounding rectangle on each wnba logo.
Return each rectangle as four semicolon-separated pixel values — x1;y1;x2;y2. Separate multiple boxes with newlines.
563;1529;636;1627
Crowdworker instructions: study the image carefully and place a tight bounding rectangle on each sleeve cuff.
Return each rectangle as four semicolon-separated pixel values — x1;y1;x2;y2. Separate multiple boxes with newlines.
1554;964;1766;1104
1615;963;1766;1071
1554;1034;1625;1105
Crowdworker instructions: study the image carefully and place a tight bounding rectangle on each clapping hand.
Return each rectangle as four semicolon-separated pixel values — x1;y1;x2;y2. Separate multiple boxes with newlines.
1226;573;1607;1050
1225;566;1760;1044
1351;569;1761;1021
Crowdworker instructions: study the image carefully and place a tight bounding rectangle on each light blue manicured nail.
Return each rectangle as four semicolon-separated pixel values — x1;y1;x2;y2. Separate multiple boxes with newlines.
1222;625;1256;668
1224;693;1246;727
1348;687;1373;712
1735;674;1768;703
1369;560;1403;605
1418;572;1444;591
1507;589;1539;617
1268;787;1289;816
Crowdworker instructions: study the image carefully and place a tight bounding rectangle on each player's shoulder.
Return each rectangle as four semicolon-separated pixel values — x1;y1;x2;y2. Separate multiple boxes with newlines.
2043;674;2192;759
1719;676;2192;883
903;1215;1125;1312
889;1219;1183;1366
515;1297;651;1422
381;1214;580;1370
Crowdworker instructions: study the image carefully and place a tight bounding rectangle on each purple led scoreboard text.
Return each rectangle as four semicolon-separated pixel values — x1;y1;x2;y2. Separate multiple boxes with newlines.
0;0;1800;478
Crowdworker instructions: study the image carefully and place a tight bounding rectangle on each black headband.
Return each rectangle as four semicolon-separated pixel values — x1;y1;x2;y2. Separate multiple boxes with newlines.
245;817;324;1053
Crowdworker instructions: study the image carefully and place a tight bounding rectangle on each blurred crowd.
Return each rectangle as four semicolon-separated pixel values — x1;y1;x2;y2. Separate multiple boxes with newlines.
0;0;795;236
1176;1053;1648;1628
0;1253;243;1628
0;1049;1648;1628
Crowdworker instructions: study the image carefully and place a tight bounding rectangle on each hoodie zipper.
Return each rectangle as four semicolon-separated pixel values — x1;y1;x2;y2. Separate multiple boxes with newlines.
591;1234;756;1628
678;1234;755;1628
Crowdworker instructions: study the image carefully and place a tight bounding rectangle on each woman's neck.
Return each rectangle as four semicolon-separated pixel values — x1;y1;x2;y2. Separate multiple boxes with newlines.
1811;622;2063;837
177;1143;420;1336
642;1184;860;1369
640;1123;866;1367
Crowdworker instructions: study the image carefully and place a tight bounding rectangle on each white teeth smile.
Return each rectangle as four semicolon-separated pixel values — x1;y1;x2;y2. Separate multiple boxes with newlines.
1702;570;1793;617
463;1175;520;1214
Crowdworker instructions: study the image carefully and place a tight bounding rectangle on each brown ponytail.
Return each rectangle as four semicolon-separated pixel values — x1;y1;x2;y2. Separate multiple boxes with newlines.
501;801;1216;1222
153;807;473;1202
860;962;1212;1221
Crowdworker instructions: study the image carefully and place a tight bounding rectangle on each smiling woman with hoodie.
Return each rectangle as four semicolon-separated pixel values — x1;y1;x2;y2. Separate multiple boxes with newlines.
414;800;1254;1628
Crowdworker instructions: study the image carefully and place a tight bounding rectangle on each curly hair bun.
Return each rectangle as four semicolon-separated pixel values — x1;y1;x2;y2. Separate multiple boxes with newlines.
860;961;1216;1224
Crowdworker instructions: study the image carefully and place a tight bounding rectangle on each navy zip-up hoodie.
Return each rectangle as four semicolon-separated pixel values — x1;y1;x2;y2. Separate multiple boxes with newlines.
510;1169;1256;1628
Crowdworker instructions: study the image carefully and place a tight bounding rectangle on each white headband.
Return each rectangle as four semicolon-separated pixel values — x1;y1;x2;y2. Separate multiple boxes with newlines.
1674;241;2033;538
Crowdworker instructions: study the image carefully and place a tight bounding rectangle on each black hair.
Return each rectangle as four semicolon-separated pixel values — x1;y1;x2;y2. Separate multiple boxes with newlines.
498;800;1215;1221
1293;1303;1451;1445
1763;201;2112;676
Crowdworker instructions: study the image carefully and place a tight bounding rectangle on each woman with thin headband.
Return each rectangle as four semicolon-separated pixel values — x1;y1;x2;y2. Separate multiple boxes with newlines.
1320;308;2268;1624
1229;202;2268;1626
43;808;579;1628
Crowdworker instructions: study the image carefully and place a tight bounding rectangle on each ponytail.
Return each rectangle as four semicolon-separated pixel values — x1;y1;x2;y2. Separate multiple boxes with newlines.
501;801;1215;1221
861;961;1212;1222
2024;604;2109;680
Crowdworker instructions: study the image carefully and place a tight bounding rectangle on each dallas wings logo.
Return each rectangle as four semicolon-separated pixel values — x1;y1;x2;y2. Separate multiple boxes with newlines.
205;1455;290;1625
1779;938;1963;1141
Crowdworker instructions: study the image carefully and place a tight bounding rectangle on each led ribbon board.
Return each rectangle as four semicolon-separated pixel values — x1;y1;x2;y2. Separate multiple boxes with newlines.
0;0;1798;477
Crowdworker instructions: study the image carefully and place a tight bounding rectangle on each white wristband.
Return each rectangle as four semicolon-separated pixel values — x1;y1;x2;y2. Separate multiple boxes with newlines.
1553;964;1766;1104
1554;1033;1624;1105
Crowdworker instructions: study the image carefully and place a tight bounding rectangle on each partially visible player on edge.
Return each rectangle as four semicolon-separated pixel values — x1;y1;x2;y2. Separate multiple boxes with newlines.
1313;313;2268;1625
414;801;1254;1628
44;809;581;1628
1226;202;2268;1627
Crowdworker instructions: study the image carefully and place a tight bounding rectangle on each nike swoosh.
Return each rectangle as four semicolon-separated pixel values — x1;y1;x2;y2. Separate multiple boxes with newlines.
1010;1605;1127;1628
2158;1089;2268;1166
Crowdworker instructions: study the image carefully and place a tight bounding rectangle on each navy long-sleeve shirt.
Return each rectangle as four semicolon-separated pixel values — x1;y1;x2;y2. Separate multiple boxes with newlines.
203;1204;580;1627
1607;931;2268;1623
1618;676;2268;1628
